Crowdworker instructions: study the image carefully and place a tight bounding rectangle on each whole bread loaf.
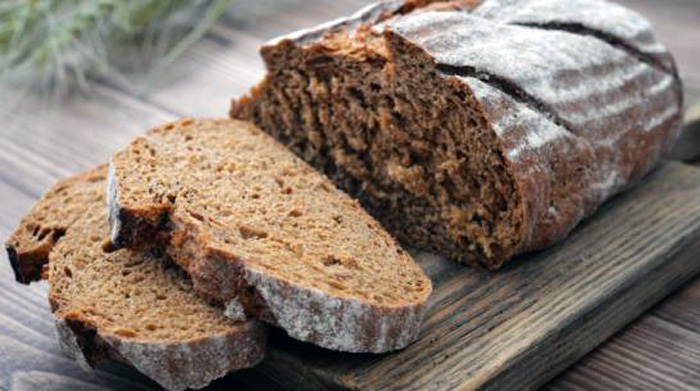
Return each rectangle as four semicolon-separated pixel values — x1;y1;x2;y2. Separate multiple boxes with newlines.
231;0;683;268
5;166;266;391
108;119;432;353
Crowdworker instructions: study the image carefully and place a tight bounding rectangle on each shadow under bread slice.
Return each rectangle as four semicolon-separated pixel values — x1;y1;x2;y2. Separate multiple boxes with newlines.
5;165;266;391
108;118;432;353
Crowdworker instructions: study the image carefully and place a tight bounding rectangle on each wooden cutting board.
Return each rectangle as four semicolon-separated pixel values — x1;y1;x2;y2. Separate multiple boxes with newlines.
231;162;700;391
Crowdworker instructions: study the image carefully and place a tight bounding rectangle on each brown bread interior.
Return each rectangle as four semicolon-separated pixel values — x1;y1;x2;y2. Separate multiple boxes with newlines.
109;119;432;352
232;28;522;266
6;166;265;391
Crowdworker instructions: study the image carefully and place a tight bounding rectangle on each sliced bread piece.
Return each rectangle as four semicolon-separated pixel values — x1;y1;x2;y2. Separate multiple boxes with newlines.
230;0;683;268
6;165;266;391
7;167;106;283
108;118;432;353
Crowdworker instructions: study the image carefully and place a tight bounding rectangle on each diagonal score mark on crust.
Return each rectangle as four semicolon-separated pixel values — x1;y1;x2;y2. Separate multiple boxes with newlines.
435;63;578;136
512;21;676;76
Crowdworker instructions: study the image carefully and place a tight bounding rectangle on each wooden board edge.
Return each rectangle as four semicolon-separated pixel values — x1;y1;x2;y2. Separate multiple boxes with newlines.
481;214;700;391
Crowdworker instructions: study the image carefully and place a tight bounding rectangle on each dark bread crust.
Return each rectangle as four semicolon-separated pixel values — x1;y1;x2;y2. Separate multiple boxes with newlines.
6;245;37;284
231;0;683;267
5;166;105;283
107;163;169;250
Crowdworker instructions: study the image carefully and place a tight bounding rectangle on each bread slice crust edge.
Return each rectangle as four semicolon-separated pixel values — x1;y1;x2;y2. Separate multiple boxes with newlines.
108;118;432;353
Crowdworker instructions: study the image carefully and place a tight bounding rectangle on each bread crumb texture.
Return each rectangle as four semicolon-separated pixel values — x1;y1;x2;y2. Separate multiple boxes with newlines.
110;118;432;352
7;165;266;391
231;0;682;268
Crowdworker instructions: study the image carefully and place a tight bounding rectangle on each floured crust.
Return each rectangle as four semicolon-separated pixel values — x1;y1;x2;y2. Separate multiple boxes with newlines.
231;0;682;267
108;118;432;353
54;313;266;391
381;5;683;255
243;264;424;352
101;321;265;391
7;167;267;391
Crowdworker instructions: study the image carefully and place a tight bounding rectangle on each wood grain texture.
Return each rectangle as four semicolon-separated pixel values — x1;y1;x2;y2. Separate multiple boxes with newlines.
0;1;699;390
652;279;700;335
546;314;700;391
231;163;700;391
671;80;700;163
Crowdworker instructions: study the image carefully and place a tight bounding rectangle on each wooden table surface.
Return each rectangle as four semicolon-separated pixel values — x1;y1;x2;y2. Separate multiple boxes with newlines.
1;1;699;390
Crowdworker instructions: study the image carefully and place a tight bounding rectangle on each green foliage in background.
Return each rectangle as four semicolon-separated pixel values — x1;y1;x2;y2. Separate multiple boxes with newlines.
0;0;232;93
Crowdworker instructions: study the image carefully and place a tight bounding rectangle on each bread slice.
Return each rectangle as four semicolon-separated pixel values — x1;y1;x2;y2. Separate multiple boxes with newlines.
6;165;266;391
6;167;106;284
230;0;683;268
108;118;432;353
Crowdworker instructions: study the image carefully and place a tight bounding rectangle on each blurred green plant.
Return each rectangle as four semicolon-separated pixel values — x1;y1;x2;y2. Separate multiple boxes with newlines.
0;0;232;94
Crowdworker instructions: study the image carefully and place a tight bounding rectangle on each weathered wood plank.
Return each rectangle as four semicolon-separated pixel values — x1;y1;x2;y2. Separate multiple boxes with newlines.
0;85;174;198
131;0;374;116
653;278;700;335
238;163;700;391
545;315;700;391
671;81;700;163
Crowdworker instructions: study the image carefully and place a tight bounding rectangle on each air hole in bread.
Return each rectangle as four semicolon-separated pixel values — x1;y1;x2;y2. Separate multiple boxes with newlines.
102;240;117;253
323;256;342;267
39;227;55;241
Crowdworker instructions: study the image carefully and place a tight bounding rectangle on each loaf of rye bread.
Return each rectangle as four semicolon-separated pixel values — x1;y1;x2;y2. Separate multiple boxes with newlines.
5;166;266;391
108;119;432;353
231;0;683;268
